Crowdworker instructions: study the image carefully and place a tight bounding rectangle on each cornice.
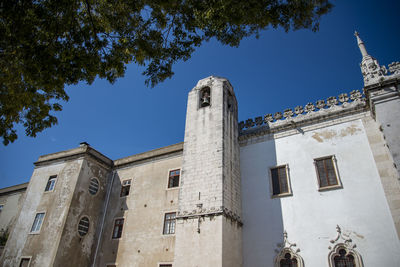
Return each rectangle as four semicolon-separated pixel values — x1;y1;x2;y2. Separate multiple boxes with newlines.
239;90;367;142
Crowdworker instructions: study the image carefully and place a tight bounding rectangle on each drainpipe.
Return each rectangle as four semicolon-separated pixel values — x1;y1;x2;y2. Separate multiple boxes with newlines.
92;170;116;267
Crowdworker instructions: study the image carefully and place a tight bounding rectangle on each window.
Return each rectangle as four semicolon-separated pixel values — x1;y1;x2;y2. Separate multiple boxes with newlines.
270;165;291;197
168;169;180;188
329;246;363;267
199;87;211;107
44;175;57;191
112;218;124;239
0;204;3;213
314;156;341;190
333;249;355;267
159;265;172;267
78;216;90;237
163;212;176;235
19;258;31;267
88;178;99;195
30;213;45;233
120;180;131;197
280;253;298;267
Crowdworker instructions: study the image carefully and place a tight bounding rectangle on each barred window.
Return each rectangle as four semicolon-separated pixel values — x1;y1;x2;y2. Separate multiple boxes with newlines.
314;156;340;189
270;165;290;196
78;216;90;237
45;175;57;192
112;218;124;239
120;180;131;197
88;178;99;195
163;212;176;235
168;169;180;188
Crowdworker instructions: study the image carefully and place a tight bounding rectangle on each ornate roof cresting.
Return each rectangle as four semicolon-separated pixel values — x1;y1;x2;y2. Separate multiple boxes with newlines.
238;90;366;138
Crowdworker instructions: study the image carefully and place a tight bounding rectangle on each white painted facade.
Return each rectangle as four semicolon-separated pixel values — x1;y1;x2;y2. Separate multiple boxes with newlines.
240;114;400;266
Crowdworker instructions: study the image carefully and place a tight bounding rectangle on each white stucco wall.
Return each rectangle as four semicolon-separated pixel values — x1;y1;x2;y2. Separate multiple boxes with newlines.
240;116;400;266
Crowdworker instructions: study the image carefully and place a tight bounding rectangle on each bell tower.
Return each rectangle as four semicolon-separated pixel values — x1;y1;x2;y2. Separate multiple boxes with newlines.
173;76;242;267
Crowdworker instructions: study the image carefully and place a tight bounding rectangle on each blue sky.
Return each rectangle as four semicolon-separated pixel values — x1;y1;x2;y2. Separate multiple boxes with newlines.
1;1;399;188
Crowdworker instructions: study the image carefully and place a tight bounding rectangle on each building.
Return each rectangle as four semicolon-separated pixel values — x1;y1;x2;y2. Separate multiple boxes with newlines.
1;33;400;267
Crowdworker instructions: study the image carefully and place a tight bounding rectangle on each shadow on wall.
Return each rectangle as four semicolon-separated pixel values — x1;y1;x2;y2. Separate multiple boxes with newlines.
240;137;285;267
93;172;127;267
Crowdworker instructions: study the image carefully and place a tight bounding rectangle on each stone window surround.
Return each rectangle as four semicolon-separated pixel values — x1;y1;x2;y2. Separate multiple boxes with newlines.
29;211;46;234
111;217;125;240
166;168;181;190
269;164;293;198
328;244;363;267
162;211;176;235
19;256;32;267
44;175;58;192
313;155;343;191
120;179;131;198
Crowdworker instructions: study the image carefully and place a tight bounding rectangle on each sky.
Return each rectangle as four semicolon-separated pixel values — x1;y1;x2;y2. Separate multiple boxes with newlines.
1;1;399;188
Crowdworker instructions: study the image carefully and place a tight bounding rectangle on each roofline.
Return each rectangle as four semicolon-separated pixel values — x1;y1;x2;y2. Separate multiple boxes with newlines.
0;182;29;196
34;144;113;168
113;142;183;168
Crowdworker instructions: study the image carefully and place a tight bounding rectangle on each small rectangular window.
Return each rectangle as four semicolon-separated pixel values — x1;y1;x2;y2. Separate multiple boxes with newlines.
0;204;3;213
120;180;131;197
19;258;31;267
159;265;172;267
314;156;341;190
44;175;57;192
112;218;124;239
30;213;45;233
163;212;176;235
168;169;180;188
270;165;291;197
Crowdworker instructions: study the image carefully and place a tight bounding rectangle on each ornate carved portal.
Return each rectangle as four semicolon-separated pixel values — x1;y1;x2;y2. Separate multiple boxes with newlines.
328;225;364;267
274;231;304;267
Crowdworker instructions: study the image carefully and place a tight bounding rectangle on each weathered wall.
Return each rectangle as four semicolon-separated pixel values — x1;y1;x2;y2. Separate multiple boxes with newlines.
362;115;400;238
0;160;83;267
240;115;400;266
96;153;182;266
174;76;242;267
52;157;111;267
0;185;27;235
369;83;400;178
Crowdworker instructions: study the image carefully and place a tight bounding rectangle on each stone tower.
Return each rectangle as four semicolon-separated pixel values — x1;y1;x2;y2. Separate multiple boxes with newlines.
173;76;243;267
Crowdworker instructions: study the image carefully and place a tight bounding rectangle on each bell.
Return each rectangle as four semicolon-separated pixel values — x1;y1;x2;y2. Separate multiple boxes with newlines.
201;96;210;107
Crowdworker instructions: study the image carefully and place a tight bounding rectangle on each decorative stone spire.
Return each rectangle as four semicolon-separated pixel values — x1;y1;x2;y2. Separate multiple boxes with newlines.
355;31;386;86
354;31;368;58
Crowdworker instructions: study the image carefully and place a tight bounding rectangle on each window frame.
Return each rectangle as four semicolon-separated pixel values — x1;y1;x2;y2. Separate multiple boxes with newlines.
88;177;100;196
19;256;32;267
167;168;181;189
77;216;90;237
269;164;292;198
162;212;176;235
44;175;57;192
328;244;363;267
111;217;125;240
120;179;131;198
314;155;342;191
30;212;46;234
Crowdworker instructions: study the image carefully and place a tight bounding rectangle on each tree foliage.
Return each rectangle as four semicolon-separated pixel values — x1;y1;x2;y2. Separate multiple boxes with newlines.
0;0;333;144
